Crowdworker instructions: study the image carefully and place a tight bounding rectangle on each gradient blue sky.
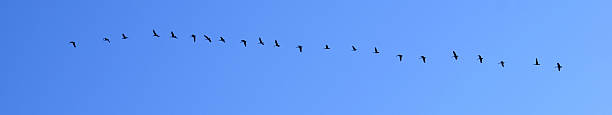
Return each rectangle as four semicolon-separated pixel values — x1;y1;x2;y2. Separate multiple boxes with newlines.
2;0;611;114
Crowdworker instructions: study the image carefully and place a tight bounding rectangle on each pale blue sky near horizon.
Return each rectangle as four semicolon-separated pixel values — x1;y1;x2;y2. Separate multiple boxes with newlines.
1;0;612;114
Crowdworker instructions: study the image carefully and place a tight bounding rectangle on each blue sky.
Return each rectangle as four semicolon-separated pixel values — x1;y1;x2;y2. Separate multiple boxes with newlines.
1;0;611;114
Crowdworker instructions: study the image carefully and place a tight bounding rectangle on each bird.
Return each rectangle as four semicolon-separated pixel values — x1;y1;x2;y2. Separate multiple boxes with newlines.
69;41;76;48
534;58;541;65
122;34;128;39
452;51;459;60
352;45;357;51
274;40;280;47
420;56;427;63
373;47;380;54
191;34;196;43
258;37;264;45
103;38;110;43
219;37;226;43
555;63;562;71
397;54;403;62
152;29;160;37
170;31;177;39
478;55;484;63
204;35;212;43
296;45;303;52
324;44;330;50
499;61;505;67
240;40;247;47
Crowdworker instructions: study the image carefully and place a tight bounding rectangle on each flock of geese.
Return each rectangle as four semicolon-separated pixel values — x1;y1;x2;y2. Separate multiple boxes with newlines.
68;29;563;71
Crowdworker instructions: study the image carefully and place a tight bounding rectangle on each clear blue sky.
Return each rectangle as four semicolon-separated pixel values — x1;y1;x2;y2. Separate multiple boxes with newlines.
1;0;611;114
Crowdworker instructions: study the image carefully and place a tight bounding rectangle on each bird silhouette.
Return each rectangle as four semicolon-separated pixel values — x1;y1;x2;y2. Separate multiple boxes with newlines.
274;40;280;47
420;56;427;63
452;51;459;60
240;40;247;47
191;34;196;42
171;31;177;39
373;47;380;54
296;45;303;52
122;34;128;39
152;30;160;37
204;35;212;43
69;41;76;48
352;45;357;51
534;58;541;65
103;38;110;43
499;61;505;67
324;44;330;50
397;54;403;62
219;37;226;43
258;37;264;45
478;55;484;63
555;63;562;71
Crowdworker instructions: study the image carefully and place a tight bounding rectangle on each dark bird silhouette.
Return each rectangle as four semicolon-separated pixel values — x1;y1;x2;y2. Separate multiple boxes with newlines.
296;45;303;52
274;40;280;47
324;44;330;50
258;37;264;45
397;54;403;62
240;40;247;47
170;31;177;39
534;58;541;65
152;30;160;37
420;56;427;63
373;47;380;54
191;34;195;43
555;63;562;71
478;55;484;63
191;34;196;42
103;38;110;43
69;41;76;48
204;35;212;43
452;51;459;60
122;34;128;39
499;61;505;67
352;45;357;51
219;37;226;43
